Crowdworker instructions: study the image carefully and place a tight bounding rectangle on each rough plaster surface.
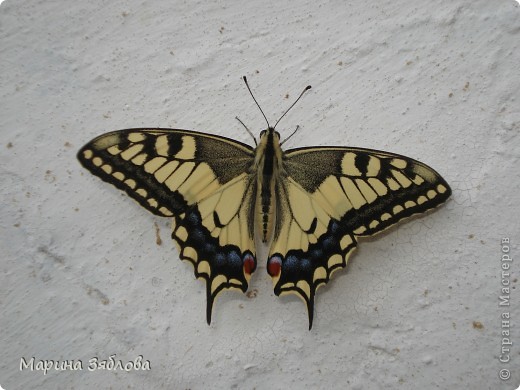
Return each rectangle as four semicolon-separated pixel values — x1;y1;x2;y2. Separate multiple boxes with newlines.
1;0;519;389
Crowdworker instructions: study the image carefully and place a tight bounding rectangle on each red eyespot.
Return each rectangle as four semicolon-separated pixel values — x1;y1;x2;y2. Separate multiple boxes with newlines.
267;255;282;277
243;253;256;275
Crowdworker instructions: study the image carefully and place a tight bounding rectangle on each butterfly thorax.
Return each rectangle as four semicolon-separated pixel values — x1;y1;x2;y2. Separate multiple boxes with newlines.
254;128;283;243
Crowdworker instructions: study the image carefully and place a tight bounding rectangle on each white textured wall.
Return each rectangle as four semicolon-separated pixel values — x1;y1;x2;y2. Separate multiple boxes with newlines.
1;0;519;389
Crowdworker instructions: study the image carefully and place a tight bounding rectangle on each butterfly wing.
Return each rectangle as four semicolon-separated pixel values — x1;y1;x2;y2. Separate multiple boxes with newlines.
269;146;451;328
78;128;257;323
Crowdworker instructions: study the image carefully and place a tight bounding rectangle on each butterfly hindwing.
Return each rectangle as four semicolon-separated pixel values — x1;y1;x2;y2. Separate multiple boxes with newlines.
170;172;257;323
269;146;451;328
78;128;258;323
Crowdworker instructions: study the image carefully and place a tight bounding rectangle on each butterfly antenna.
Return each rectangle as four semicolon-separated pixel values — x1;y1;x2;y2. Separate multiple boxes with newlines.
273;85;312;130
235;116;257;146
243;76;271;129
280;125;300;146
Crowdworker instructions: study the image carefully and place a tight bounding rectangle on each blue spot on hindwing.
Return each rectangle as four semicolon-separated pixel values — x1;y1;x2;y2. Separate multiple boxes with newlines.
308;247;323;261
186;209;201;225
321;236;336;251
300;257;311;271
227;250;242;267
284;255;298;271
214;252;226;267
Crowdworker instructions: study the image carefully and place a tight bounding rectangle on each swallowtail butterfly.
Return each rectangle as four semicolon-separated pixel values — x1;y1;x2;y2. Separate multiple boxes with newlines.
78;77;451;329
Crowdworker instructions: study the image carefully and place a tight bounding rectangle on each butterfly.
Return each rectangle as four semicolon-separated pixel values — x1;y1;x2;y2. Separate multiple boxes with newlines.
78;77;451;329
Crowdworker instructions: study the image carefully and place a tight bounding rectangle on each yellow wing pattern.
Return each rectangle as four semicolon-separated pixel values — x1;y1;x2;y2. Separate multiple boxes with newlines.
78;128;257;323
268;147;451;328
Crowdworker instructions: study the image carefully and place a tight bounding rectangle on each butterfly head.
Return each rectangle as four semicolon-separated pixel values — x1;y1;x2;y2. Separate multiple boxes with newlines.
256;127;282;155
259;127;281;140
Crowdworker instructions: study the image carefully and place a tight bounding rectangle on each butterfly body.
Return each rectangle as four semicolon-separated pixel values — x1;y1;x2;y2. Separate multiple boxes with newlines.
78;82;450;329
253;127;283;243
